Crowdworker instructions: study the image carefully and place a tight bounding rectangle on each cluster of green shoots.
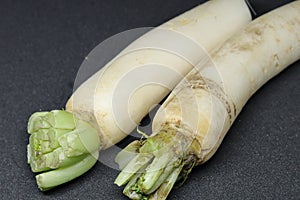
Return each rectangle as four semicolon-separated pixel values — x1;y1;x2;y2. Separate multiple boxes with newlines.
27;110;101;191
27;111;198;199
114;127;200;199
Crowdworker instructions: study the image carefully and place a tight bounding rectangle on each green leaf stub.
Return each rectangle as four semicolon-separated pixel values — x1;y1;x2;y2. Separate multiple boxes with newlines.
27;110;101;190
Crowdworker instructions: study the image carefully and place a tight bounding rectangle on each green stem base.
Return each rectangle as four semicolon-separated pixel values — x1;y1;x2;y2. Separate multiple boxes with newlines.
27;110;101;190
115;127;199;200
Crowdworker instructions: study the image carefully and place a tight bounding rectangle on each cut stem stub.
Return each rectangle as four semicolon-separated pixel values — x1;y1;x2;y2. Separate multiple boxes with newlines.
115;128;199;200
27;110;101;191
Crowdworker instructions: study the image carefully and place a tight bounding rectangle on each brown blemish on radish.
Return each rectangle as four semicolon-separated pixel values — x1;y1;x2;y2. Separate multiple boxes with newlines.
273;54;280;70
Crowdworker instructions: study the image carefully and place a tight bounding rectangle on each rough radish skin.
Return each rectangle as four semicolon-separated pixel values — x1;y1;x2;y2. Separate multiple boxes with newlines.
26;0;252;191
115;1;300;199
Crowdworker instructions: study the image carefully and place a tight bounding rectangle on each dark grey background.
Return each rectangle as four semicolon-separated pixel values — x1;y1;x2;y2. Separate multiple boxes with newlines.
0;0;299;199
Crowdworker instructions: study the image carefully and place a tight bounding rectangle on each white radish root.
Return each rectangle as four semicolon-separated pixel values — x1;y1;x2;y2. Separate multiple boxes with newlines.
27;0;252;190
115;1;300;199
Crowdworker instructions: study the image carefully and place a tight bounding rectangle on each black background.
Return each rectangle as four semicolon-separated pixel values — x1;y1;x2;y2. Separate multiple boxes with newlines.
0;0;299;199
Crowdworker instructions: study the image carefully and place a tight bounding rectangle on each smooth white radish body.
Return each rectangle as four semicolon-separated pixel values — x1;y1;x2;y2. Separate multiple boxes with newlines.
115;1;300;199
66;0;252;148
27;0;252;190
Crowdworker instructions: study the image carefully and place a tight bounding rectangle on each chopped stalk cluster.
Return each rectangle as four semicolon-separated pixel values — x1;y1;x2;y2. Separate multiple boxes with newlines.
27;110;101;191
115;125;200;200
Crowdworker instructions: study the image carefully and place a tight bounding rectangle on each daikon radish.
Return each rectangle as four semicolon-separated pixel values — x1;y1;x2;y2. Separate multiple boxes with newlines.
27;0;251;190
115;1;300;199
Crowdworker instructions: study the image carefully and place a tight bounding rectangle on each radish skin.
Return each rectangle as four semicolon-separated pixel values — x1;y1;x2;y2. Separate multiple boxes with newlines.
26;0;252;190
66;0;251;148
115;1;300;199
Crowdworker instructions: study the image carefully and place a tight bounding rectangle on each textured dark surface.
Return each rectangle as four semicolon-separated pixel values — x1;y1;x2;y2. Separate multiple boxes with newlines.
0;0;299;199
